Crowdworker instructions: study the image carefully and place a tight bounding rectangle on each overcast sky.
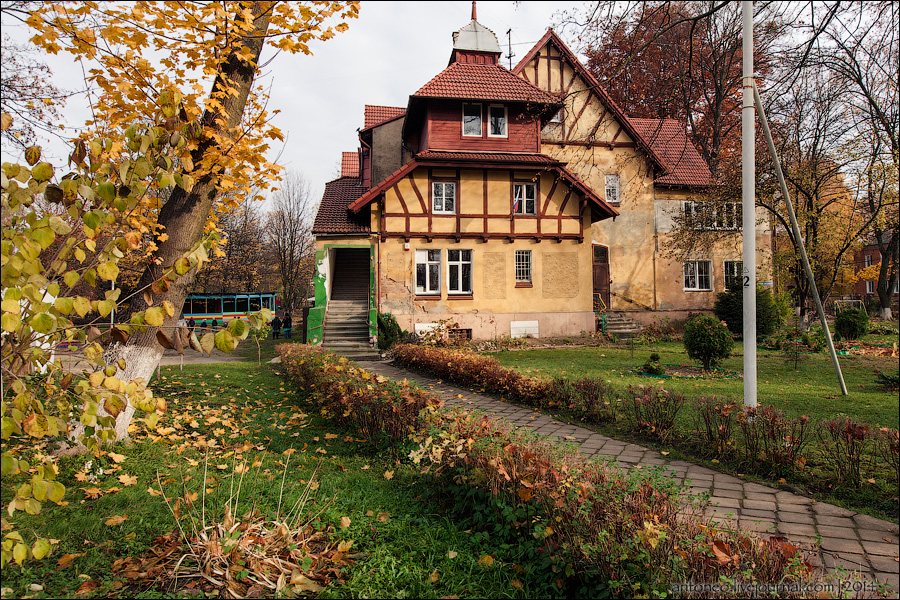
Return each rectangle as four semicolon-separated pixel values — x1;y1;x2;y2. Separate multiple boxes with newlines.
2;1;586;206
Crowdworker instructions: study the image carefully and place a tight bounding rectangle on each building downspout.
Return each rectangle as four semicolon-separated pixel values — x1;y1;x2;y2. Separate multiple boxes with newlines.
652;175;659;311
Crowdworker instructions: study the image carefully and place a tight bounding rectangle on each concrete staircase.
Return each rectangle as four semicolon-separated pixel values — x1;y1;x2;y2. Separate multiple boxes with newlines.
323;299;381;361
602;312;644;339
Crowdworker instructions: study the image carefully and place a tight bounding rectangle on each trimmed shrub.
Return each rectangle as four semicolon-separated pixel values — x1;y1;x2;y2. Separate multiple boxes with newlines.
834;307;869;340
714;284;782;337
376;312;405;350
642;352;666;375
683;315;734;370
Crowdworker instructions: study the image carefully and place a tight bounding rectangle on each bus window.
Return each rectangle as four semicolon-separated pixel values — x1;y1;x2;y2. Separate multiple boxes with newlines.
223;296;236;315
237;296;249;313
249;296;261;312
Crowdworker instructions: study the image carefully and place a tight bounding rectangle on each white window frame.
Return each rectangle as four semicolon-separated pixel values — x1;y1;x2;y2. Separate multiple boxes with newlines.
515;250;532;284
866;280;875;294
488;104;508;138
432;182;456;214
462;102;482;137
724;260;743;290
513;183;537;215
864;254;872;268
415;249;442;295
605;174;620;204
683;201;740;230
684;260;712;291
447;249;473;295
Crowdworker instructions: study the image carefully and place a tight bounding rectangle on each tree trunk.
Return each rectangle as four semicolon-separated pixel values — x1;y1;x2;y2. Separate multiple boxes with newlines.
875;229;898;321
101;2;275;442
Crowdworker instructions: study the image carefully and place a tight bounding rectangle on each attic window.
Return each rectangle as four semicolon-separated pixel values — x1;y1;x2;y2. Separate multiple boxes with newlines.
463;103;482;137
488;105;508;137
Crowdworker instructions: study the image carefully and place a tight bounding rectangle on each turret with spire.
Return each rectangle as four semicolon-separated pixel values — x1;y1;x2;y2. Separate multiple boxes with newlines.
449;0;501;65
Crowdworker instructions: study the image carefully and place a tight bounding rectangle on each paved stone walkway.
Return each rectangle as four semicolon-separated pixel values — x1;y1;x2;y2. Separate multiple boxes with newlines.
356;359;900;594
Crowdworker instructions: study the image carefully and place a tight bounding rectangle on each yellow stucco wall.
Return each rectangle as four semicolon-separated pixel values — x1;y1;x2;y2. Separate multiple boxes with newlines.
519;39;772;317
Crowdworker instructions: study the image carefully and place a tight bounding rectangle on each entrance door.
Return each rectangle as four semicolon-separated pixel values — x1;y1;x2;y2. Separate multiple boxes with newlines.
592;245;610;311
331;248;370;302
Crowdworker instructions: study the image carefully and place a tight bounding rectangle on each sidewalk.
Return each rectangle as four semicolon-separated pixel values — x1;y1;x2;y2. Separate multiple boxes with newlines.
356;359;900;594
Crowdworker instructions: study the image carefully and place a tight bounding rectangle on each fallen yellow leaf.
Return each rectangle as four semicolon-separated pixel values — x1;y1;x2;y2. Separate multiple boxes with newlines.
105;515;127;526
339;516;351;528
384;470;394;480
108;453;126;463
118;474;137;486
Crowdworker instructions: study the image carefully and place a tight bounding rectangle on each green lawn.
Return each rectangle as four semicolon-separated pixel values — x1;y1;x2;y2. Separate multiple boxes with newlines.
493;341;898;428
0;362;534;599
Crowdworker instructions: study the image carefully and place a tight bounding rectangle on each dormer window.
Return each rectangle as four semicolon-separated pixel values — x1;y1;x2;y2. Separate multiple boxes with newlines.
463;103;482;136
488;105;508;137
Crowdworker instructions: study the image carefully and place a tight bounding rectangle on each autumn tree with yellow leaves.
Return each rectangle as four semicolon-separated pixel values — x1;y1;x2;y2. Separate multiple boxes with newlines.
23;1;359;434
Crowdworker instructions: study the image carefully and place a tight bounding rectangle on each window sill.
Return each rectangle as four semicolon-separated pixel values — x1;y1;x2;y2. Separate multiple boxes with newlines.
683;289;712;293
448;294;473;300
515;281;533;288
415;295;441;301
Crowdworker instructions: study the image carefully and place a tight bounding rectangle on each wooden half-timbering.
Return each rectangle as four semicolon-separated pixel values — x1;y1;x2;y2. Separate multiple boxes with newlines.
377;167;587;242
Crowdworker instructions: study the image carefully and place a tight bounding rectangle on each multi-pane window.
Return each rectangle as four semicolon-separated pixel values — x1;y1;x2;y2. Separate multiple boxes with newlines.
432;182;456;214
683;201;741;230
866;280;875;294
447;249;472;294
605;174;619;204
488;105;507;137
515;250;532;283
463;103;482;137
724;260;743;290
513;183;536;215
415;249;441;294
683;260;712;291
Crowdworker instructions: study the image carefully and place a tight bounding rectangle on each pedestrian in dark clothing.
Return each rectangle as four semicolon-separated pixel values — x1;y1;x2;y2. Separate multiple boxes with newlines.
187;317;195;334
283;314;292;339
211;318;219;330
200;319;208;333
272;315;282;339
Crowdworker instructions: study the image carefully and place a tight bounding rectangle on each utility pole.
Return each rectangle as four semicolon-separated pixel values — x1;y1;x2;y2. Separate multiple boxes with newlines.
742;1;757;408
506;29;514;70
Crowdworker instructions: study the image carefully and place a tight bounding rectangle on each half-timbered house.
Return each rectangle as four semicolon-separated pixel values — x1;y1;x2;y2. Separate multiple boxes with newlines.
309;8;770;348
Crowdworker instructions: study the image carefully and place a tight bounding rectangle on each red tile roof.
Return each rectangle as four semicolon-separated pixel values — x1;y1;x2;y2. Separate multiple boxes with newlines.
312;176;370;234
630;119;712;187
341;152;359;177
415;151;559;165
363;105;406;130
414;62;558;104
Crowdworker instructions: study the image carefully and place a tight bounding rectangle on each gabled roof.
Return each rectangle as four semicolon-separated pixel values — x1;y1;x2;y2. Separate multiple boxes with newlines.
312;176;370;234
512;29;671;177
341;152;359;178
414;61;558;104
363;105;406;130
347;154;618;222
414;150;559;165
630;119;712;187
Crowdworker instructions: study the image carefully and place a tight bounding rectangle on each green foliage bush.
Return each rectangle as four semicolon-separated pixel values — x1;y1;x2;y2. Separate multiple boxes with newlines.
622;385;683;439
683;315;734;370
376;312;405;350
642;352;666;375
834;307;869;340
713;284;782;337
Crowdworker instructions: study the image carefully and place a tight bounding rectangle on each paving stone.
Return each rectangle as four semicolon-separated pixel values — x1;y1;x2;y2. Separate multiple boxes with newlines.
744;491;777;503
868;555;900;574
743;498;777;512
858;528;898;543
711;480;744;491
775;491;813;505
742;508;778;520
775;522;817;538
820;537;866;555
817;525;859;539
777;511;815;525
822;551;870;571
861;540;900;557
743;482;776;494
708;496;741;509
873;572;899;596
739;519;777;533
854;513;899;532
707;487;742;499
816;515;856;528
777;502;812;514
812;502;856;518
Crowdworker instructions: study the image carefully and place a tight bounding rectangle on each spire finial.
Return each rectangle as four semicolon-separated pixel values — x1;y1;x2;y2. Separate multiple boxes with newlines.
472;1;477;21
